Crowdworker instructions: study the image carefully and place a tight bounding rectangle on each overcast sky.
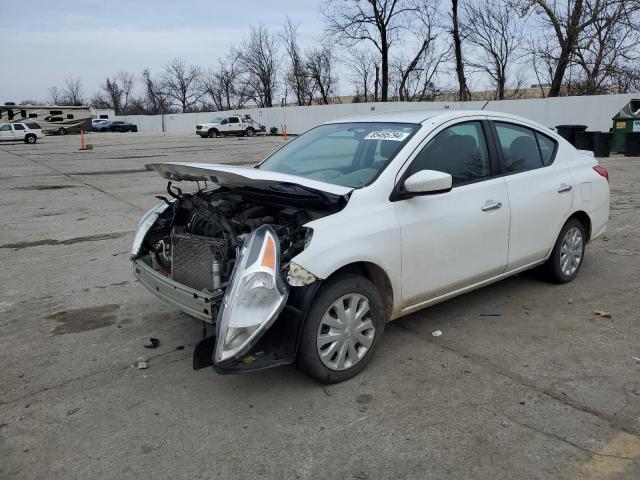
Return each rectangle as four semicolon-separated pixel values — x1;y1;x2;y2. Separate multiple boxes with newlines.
0;0;324;103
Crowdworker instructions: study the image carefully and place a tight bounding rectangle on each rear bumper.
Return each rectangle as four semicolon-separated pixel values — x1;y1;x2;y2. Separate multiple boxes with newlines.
133;258;215;322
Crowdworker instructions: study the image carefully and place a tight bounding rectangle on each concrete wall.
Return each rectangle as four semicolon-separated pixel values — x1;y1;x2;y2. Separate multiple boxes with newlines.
114;93;638;135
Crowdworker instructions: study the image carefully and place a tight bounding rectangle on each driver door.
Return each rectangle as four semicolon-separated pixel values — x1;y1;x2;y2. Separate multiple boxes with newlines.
0;123;13;140
394;119;510;307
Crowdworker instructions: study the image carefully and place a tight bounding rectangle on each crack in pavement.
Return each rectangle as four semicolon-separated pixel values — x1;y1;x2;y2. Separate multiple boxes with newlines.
0;231;130;250
390;321;640;438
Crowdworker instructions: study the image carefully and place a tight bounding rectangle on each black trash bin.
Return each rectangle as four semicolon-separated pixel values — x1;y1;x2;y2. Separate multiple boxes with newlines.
556;125;588;146
624;132;640;156
575;131;595;151
592;132;612;157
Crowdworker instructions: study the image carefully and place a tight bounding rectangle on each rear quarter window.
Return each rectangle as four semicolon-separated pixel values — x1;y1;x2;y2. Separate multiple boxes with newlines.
535;132;557;165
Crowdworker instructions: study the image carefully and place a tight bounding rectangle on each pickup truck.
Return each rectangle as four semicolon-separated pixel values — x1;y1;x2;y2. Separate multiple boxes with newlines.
0;122;44;144
196;115;265;138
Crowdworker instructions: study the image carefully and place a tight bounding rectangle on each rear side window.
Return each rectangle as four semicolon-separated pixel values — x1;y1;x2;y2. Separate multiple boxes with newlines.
229;117;240;124
26;122;40;129
535;132;557;165
407;121;492;186
49;116;63;122
494;123;543;173
67;114;74;119
13;124;25;130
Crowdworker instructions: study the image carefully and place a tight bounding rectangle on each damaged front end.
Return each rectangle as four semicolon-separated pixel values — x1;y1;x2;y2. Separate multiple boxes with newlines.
131;164;347;374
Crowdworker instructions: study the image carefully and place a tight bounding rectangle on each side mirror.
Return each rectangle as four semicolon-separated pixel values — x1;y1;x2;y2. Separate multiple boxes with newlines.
403;170;452;195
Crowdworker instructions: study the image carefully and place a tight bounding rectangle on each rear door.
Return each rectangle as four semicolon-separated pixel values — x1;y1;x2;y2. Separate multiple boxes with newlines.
490;120;573;269
13;123;26;139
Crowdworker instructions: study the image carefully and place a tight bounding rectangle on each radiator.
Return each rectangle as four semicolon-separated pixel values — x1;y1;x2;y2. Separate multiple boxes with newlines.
171;234;225;291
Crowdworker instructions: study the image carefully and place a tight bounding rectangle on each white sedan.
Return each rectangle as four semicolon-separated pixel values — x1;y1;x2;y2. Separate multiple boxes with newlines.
131;110;609;383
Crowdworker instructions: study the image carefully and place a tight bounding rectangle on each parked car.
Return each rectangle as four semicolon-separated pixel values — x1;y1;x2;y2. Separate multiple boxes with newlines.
196;114;265;138
131;110;610;383
110;121;137;132
92;119;111;132
0;122;44;144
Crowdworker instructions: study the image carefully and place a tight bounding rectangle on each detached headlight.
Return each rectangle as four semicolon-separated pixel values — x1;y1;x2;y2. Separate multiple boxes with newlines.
130;202;170;256
215;225;288;363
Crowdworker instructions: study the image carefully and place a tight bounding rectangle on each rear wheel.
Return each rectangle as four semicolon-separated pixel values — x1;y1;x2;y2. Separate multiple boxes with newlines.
297;274;386;384
25;134;37;144
544;218;586;283
57;127;67;135
245;127;255;137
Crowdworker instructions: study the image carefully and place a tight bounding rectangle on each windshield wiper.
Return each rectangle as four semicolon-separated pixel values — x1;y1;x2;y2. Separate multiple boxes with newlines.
266;182;331;201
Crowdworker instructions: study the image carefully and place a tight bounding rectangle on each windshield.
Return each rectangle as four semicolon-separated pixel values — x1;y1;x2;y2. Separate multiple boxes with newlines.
211;117;223;123
258;122;420;188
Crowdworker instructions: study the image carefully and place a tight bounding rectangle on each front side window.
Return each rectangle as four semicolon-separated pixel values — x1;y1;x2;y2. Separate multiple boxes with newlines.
0;124;11;131
495;123;543;173
13;124;25;130
406;121;491;186
229;117;240;124
259;122;420;188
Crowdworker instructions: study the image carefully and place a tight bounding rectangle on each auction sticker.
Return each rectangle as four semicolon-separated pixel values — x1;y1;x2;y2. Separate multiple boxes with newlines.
364;130;410;141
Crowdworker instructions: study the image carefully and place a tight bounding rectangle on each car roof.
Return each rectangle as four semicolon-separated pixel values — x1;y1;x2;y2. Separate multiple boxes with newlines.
324;109;551;131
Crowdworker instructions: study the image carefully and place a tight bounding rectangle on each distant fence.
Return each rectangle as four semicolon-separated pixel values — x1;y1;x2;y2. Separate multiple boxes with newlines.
113;93;639;135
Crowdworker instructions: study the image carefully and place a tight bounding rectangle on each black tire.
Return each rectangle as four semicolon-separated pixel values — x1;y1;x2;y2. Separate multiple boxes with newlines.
245;127;255;137
544;218;586;283
57;127;67;135
297;274;386;384
24;134;37;144
208;129;218;138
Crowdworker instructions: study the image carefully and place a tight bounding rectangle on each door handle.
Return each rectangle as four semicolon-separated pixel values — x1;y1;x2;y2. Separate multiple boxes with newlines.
482;201;502;212
558;183;573;193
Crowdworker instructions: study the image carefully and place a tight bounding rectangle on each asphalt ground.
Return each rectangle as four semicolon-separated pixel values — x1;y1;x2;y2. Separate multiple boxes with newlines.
1;132;639;479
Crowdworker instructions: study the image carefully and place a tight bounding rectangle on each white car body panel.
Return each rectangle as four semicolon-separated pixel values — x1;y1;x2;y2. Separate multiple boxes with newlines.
290;110;609;319
145;109;609;322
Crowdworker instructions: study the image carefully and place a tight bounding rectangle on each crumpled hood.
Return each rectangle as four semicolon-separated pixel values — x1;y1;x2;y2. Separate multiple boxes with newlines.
146;162;354;196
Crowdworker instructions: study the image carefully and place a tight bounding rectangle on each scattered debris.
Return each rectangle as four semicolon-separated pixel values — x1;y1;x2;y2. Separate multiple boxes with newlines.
67;407;81;416
593;310;612;319
568;298;573;304
632;357;640;364
137;361;148;369
478;312;501;317
431;330;442;338
143;337;160;349
604;248;635;256
176;345;185;350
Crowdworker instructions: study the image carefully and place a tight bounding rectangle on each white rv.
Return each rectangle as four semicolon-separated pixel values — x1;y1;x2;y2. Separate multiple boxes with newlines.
0;105;92;135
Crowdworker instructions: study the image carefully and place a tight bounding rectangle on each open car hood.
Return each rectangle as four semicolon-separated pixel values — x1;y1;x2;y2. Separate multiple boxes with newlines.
146;162;353;197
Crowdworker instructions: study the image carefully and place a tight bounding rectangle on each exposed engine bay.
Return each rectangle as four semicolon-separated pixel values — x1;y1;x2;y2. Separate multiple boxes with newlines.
137;182;327;311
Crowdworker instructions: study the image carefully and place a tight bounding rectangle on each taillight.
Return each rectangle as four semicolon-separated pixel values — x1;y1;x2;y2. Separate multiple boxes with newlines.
593;165;609;182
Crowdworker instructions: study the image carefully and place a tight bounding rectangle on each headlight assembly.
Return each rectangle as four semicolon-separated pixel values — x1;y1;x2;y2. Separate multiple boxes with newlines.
214;225;288;364
131;202;170;256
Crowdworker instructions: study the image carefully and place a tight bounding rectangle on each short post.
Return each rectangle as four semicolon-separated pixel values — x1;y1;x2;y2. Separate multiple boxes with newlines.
79;129;85;150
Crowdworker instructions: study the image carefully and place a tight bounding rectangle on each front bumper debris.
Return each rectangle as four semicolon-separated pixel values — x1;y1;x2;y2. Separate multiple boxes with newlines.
133;259;218;322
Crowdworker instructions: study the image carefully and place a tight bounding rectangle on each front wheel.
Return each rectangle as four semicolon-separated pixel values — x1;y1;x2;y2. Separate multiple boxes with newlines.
544;218;586;283
208;129;218;138
297;274;386;384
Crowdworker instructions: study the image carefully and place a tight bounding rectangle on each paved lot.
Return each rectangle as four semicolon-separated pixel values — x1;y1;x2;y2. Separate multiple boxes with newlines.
1;132;639;480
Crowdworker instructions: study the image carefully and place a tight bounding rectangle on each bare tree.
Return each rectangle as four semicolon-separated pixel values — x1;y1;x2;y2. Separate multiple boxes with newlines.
322;0;421;102
450;0;470;101
280;18;315;105
570;0;640;94
161;58;203;112
305;46;338;104
117;71;135;112
237;24;280;108
393;1;449;101
142;68;172;114
62;77;84;105
201;54;250;111
346;48;378;103
48;86;62;105
463;0;523;100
